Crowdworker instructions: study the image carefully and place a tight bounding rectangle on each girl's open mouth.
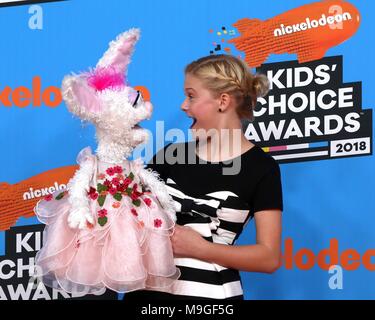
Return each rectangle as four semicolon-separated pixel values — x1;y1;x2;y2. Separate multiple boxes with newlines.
189;117;197;128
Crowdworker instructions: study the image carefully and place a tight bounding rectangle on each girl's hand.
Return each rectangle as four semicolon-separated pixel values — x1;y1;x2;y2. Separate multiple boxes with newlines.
171;225;210;259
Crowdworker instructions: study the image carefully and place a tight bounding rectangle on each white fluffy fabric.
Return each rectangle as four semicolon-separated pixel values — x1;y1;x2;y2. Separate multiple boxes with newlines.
66;148;96;229
139;168;177;222
61;29;176;230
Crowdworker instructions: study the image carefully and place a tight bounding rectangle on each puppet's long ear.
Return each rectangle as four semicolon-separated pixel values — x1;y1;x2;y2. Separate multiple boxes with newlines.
61;75;102;117
96;28;140;76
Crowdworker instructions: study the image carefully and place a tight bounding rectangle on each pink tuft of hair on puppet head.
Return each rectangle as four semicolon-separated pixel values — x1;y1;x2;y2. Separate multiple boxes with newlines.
87;66;126;92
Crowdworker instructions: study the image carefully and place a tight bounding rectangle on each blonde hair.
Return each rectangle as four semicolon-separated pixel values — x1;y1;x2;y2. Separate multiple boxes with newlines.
184;54;269;121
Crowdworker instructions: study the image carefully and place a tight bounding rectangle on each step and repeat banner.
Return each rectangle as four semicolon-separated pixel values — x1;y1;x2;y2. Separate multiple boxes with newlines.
0;0;373;300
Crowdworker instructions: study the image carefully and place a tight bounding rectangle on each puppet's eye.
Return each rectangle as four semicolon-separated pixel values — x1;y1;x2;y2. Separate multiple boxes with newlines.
131;90;143;108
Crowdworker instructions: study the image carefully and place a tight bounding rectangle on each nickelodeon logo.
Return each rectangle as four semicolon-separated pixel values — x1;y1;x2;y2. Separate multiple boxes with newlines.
281;238;375;271
23;182;67;200
273;12;353;37
0;76;62;108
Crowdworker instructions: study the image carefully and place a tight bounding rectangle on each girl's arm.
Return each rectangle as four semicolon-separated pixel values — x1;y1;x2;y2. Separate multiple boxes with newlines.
171;209;282;273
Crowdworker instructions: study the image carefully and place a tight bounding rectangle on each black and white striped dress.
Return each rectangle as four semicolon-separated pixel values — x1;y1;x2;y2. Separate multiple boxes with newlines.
124;142;283;300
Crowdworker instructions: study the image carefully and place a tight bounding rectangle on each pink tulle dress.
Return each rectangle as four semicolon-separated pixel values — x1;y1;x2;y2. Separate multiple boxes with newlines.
34;147;180;295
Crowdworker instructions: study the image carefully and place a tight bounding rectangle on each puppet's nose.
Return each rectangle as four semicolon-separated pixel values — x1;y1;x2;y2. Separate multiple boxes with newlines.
144;101;153;119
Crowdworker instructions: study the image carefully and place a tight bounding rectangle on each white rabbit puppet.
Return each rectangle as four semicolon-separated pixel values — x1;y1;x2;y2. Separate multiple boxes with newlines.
33;28;180;295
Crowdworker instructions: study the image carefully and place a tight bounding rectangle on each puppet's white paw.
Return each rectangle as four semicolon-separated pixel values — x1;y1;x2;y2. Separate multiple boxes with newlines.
165;208;177;222
68;207;92;230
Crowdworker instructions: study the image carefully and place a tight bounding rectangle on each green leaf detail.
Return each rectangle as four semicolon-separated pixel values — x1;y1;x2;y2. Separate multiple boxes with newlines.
126;187;133;196
98;216;108;227
97;183;108;193
128;172;134;180
98;195;106;207
55;192;65;200
132;199;141;207
113;193;122;201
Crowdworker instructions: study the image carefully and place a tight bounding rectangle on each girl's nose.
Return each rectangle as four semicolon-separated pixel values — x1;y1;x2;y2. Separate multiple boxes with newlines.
181;98;189;111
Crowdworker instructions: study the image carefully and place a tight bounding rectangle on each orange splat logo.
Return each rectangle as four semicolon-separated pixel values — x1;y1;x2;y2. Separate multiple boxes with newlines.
228;0;360;67
0;166;78;231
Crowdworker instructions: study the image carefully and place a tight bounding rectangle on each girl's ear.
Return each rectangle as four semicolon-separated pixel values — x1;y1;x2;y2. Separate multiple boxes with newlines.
62;75;102;117
219;92;231;112
96;28;140;76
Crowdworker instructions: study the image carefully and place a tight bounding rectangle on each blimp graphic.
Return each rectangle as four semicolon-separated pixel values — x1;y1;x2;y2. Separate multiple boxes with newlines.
228;0;361;67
